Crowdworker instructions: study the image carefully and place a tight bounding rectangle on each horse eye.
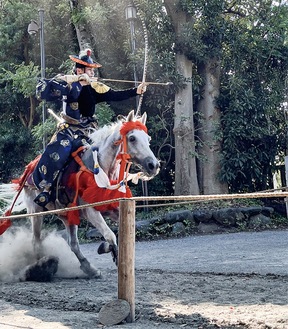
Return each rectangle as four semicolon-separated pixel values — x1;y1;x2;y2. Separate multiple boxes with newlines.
129;135;136;142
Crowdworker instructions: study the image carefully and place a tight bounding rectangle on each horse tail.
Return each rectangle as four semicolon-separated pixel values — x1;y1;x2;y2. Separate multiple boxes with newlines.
0;182;25;235
0;155;41;233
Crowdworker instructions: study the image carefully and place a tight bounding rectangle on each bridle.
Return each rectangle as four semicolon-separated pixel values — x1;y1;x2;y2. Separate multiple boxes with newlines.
92;120;148;192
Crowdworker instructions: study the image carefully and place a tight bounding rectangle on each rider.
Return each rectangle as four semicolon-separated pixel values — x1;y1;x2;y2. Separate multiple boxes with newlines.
33;48;146;207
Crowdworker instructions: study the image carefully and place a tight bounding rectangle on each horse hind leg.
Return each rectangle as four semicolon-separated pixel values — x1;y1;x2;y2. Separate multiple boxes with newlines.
61;218;102;279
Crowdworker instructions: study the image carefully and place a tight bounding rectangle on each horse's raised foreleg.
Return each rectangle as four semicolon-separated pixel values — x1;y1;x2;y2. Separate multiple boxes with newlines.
82;208;118;264
60;217;102;278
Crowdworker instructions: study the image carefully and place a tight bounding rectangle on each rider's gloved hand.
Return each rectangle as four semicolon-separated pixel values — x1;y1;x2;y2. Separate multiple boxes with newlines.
78;73;91;85
137;82;147;95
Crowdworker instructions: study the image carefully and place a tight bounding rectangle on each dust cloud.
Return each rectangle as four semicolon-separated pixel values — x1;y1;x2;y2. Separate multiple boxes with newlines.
0;227;85;282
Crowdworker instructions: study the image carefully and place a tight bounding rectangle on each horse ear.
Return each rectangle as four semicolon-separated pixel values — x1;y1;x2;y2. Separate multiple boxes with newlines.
127;110;135;122
140;112;147;125
117;115;125;122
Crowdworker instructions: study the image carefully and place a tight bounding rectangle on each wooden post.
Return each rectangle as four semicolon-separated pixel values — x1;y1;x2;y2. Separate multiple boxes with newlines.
118;199;136;323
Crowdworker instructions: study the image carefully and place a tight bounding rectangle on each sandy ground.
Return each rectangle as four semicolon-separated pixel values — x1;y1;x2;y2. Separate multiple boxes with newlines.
0;228;288;329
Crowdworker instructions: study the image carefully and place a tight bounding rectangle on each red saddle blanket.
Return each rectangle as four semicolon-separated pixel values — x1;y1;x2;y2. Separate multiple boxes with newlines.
0;154;132;234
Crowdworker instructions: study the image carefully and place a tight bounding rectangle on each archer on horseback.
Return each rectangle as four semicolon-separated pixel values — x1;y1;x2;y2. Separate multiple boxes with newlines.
33;48;147;208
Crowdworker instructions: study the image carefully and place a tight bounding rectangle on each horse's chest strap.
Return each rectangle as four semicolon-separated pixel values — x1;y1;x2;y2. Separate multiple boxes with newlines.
71;146;91;173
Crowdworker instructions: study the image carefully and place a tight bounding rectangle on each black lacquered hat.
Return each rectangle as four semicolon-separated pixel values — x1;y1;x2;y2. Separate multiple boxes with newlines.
69;48;102;68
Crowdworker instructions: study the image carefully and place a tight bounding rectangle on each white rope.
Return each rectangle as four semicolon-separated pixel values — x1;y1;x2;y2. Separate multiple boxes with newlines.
2;190;288;220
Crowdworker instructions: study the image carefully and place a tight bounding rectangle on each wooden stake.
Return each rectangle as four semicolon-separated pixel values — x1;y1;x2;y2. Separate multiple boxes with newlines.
118;199;136;323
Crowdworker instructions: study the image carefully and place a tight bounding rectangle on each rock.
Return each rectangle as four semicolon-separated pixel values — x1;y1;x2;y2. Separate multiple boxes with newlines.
193;210;213;223
197;223;223;234
248;214;272;229
261;207;274;217
241;206;274;217
164;210;194;224
172;222;186;235
136;220;151;234
150;216;165;225
98;299;130;326
213;208;245;227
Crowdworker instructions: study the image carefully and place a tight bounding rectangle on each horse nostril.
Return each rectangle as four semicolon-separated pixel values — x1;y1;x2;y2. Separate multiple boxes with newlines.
148;163;155;171
147;159;160;172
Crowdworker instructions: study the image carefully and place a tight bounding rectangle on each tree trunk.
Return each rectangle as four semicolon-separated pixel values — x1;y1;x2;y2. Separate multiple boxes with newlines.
197;58;228;194
164;0;199;195
173;54;199;195
69;0;92;49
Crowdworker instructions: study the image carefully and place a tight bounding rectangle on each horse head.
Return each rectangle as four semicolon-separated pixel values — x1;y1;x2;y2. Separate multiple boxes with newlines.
121;110;160;178
89;110;160;181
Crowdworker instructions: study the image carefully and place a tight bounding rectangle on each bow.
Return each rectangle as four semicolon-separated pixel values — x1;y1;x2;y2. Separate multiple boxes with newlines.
132;1;149;117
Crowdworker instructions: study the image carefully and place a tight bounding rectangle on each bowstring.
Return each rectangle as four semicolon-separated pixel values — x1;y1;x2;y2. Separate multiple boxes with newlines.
133;0;148;117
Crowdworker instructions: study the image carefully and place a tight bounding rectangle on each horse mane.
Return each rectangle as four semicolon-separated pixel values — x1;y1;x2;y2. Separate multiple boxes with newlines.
89;113;146;146
89;121;122;146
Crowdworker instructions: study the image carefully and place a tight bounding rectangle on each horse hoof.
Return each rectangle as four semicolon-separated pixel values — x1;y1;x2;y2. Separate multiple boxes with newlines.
23;256;59;282
97;241;111;254
92;270;102;279
111;246;118;266
80;265;102;279
98;242;118;265
79;258;102;279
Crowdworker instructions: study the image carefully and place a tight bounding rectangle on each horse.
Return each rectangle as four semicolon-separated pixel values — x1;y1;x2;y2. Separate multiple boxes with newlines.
0;110;159;280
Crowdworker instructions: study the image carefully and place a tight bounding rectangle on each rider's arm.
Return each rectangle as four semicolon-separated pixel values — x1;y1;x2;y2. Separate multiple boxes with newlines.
36;77;70;102
89;82;146;103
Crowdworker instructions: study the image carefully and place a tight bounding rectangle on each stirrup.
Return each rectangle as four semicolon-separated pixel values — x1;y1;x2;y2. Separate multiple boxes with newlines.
34;191;50;207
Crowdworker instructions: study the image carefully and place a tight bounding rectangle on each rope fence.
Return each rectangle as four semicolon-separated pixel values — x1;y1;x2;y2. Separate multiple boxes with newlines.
2;190;288;220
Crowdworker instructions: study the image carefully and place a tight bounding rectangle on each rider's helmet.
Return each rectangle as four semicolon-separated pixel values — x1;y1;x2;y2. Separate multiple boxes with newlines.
69;48;102;69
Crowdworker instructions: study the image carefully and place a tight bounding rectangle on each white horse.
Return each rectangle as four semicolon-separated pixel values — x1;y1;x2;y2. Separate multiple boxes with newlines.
1;110;159;279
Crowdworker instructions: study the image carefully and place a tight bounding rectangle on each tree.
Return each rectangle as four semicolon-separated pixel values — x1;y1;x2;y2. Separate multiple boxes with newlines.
69;0;94;49
1;0;288;197
0;0;76;181
163;0;200;195
162;0;288;194
219;0;288;192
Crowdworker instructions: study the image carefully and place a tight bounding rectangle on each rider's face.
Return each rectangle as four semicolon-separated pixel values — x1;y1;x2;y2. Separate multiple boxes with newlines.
84;67;95;77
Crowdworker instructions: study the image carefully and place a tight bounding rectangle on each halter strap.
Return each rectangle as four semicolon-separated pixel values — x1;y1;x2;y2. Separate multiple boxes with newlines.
115;121;147;186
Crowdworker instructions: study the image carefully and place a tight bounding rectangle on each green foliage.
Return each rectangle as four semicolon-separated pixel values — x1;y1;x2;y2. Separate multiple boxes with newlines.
1;0;288;198
0;119;34;182
1;62;39;97
218;1;288;192
96;103;115;127
31;115;57;152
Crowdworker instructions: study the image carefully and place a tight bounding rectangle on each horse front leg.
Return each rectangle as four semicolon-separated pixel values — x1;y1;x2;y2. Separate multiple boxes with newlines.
82;208;118;265
61;217;102;279
24;188;45;260
31;215;43;259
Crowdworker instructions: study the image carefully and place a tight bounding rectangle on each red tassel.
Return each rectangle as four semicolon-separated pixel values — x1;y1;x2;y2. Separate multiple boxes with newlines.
67;203;80;226
0;219;12;235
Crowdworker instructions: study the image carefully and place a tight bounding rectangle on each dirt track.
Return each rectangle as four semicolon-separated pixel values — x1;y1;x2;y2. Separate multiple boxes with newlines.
1;229;288;328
